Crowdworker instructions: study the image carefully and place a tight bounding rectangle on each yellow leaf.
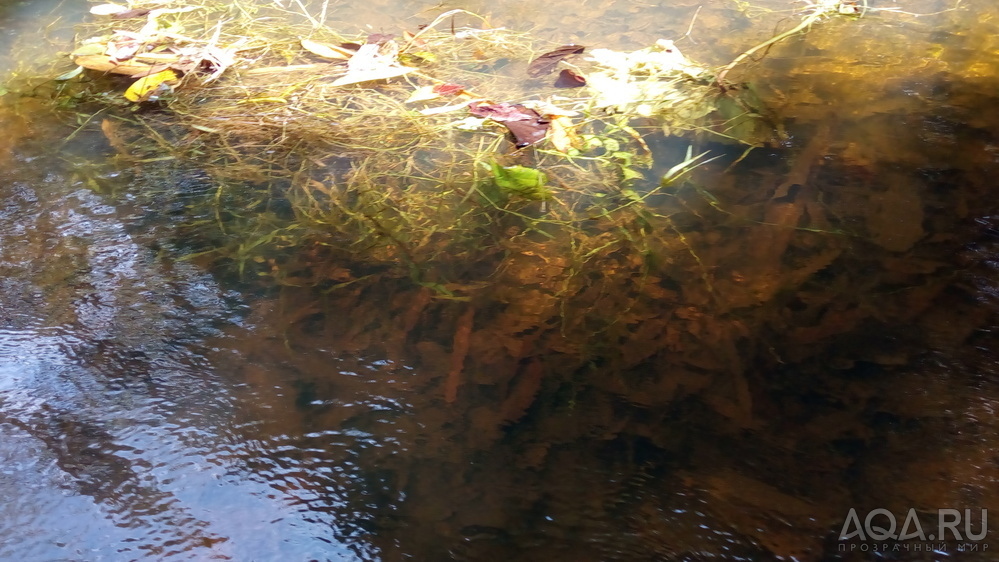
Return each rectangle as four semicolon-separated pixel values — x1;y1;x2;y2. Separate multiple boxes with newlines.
124;69;179;102
300;38;354;60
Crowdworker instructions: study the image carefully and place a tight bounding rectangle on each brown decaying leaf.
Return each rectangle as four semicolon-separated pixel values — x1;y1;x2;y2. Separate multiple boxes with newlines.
100;119;128;154
73;54;168;76
554;68;586;88
445;306;475;403
365;33;395;45
499;359;545;422
468;102;550;148
527;44;585;78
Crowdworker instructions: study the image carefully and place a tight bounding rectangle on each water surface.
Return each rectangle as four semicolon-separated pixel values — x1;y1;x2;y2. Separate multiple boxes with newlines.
1;0;998;560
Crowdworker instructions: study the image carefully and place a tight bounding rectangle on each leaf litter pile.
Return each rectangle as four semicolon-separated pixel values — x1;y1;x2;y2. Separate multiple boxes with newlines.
33;0;999;558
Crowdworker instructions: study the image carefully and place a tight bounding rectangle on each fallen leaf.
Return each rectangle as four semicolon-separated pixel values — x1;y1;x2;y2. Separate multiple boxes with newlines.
331;66;413;86
100;119;128;153
504;117;548;147
107;39;140;62
519;100;578;117
433;82;465;96
74;54;163;76
489;161;551;199
469;102;550;147
499;359;545;421
331;42;413;86
365;33;395;44
527;44;585;77
419;98;483;115
450;116;487;130
405;85;440;103
300;38;354;60
445;306;475;402
398;51;437;66
549;115;581;153
124;68;179;102
71;43;106;57
54;66;84;81
554;68;586;88
468;101;534;121
89;3;129;16
111;8;151;19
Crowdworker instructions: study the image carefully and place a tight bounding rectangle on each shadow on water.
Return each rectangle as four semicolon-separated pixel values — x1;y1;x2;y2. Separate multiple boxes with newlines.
1;0;999;560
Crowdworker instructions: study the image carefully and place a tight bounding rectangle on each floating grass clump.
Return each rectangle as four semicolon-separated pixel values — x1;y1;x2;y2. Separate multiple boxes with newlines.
55;1;782;295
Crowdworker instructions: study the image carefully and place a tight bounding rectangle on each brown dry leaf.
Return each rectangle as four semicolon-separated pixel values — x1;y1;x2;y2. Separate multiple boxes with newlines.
445;306;475;402
468;102;549;147
527;44;585;77
100;119;128;154
499;359;545;422
74;54;161;76
553;68;586;88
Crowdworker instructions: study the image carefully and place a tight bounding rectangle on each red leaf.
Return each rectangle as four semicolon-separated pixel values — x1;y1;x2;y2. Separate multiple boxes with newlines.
433;83;466;96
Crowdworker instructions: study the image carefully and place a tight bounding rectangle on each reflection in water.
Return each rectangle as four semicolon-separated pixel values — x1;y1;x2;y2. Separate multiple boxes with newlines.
0;0;999;561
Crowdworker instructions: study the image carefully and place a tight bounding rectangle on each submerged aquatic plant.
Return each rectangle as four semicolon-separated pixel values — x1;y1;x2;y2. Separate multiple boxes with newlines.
47;1;765;297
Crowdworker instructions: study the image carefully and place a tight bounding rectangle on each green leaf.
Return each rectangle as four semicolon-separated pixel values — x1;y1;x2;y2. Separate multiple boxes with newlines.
612;151;634;166
621;167;645;181
54;66;84;81
489;160;552;200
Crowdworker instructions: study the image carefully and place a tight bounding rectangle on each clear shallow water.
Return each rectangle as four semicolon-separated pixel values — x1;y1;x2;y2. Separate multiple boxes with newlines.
1;0;999;560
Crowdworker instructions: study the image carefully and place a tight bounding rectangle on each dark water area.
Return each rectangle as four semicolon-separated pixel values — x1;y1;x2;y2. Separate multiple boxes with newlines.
2;0;999;560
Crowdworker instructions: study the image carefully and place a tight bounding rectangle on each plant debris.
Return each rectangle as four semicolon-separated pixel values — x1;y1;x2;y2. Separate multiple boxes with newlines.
527;44;585;77
48;1;808;305
554;68;586;88
468;102;550;147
